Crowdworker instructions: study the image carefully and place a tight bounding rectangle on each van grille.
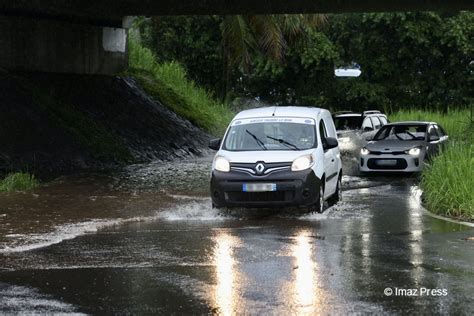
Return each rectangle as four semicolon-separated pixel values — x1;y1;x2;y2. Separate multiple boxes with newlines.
226;191;293;202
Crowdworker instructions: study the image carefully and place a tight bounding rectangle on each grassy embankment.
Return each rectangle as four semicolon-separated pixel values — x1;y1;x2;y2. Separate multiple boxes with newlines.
390;109;473;220
0;74;134;193
128;36;233;136
0;172;39;192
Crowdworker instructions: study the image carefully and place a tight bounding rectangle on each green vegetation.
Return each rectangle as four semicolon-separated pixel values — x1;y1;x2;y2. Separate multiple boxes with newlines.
390;109;473;220
422;143;473;219
136;12;473;111
0;172;39;192
128;36;233;135
390;110;472;140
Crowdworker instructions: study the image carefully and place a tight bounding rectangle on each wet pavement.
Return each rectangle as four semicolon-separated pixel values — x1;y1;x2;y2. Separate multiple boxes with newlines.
0;155;473;314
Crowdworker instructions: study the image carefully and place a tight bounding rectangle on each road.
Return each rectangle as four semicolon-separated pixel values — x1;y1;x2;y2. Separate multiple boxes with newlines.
0;157;473;314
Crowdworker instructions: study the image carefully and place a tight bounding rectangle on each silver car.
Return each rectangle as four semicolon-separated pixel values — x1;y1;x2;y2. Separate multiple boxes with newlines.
360;121;448;173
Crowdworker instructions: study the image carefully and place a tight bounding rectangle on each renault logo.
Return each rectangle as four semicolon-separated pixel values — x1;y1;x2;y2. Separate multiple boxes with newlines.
255;163;265;174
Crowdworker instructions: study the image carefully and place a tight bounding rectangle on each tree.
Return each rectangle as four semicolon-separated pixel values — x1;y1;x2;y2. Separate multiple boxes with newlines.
220;14;326;100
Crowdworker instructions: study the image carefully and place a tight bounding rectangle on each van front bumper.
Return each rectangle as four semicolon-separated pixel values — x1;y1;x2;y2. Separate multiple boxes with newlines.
210;169;321;208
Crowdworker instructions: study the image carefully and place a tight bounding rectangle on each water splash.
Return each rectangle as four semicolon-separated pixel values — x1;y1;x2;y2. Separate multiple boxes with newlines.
0;284;82;314
155;199;227;221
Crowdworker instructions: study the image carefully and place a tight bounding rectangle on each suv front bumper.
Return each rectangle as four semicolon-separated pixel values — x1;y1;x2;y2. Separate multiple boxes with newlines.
210;169;321;208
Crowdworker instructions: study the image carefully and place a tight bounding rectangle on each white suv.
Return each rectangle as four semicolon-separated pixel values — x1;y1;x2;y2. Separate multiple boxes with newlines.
208;106;342;213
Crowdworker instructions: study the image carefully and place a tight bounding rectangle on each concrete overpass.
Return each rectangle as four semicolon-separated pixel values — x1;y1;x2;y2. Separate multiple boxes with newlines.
0;0;472;74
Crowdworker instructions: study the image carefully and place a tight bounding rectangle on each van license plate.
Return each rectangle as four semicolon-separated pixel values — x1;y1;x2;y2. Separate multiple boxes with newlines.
377;159;397;166
243;183;277;192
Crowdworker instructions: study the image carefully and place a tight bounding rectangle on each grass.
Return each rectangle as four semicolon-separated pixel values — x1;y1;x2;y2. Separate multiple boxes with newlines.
421;143;473;219
0;172;39;192
128;36;233;136
390;109;472;140
390;109;473;220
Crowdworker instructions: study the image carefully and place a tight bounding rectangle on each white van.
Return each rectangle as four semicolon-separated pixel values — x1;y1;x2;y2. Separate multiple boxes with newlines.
208;106;342;213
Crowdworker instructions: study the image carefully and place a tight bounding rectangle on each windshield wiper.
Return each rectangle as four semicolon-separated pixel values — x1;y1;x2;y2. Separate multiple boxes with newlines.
267;136;300;150
246;130;267;150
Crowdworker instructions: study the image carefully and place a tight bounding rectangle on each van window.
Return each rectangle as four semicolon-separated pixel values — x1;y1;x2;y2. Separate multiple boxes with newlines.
319;120;328;147
361;118;373;131
333;115;361;130
370;116;382;129
379;116;388;126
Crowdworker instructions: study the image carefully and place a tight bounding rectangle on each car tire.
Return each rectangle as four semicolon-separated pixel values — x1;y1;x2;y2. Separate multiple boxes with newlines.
312;185;325;213
329;176;342;204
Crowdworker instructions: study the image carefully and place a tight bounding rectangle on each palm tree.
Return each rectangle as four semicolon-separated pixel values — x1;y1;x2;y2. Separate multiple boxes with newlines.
220;14;326;100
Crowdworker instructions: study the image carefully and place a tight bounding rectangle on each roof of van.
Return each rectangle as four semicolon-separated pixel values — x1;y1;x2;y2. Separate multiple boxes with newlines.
234;106;326;120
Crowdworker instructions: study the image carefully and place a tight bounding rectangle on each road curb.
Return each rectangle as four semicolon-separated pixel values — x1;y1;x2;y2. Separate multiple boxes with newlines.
421;206;474;228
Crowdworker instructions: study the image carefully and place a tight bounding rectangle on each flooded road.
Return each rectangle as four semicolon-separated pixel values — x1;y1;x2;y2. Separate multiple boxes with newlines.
0;156;473;314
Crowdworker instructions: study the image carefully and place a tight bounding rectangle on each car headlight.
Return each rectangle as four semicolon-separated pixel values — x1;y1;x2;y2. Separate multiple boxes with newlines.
214;156;230;172
360;147;370;155
291;155;314;171
407;147;421;156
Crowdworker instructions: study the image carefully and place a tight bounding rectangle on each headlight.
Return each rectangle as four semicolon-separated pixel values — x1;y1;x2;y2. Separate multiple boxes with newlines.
214;156;230;172
291;155;314;171
407;147;421;156
360;147;370;155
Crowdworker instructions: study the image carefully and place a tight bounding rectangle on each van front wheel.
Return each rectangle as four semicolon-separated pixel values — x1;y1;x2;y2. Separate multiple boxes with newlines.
311;185;325;213
329;176;342;204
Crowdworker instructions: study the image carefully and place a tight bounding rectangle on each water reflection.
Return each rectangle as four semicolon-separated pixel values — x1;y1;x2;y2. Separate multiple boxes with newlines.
291;230;326;314
294;232;315;311
213;232;239;316
408;185;425;286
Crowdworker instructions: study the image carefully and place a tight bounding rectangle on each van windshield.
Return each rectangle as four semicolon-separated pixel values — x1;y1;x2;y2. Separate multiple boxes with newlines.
223;117;316;151
333;115;361;130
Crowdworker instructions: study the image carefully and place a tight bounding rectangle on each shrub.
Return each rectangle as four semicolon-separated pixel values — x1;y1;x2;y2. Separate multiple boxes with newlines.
390;109;473;219
128;36;233;136
0;173;39;192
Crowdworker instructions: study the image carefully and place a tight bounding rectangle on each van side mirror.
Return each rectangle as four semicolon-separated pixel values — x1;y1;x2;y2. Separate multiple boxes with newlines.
365;136;373;141
208;138;221;150
323;137;338;150
429;135;440;142
363;126;374;132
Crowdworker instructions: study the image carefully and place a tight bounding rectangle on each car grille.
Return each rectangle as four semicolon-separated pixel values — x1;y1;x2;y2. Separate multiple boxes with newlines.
369;150;405;155
226;191;293;202
367;158;408;170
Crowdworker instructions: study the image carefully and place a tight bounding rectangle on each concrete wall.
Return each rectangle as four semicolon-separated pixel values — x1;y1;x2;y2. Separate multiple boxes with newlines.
0;15;127;74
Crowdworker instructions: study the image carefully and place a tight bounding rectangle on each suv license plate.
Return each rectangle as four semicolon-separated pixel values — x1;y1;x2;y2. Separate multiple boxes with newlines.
243;183;277;192
377;159;397;166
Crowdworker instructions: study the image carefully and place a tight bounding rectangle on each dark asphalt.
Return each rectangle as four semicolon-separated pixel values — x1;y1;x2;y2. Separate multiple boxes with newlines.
1;169;473;314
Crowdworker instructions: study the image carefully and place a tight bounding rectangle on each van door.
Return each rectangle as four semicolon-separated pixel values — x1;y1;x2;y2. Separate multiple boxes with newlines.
319;118;338;197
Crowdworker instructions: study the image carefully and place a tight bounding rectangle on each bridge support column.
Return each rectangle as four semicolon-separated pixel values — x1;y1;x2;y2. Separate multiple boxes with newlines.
0;15;127;74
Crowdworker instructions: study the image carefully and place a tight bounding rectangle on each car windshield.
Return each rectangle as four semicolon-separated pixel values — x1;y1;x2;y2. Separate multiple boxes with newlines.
374;124;427;141
333;116;361;130
223;117;316;151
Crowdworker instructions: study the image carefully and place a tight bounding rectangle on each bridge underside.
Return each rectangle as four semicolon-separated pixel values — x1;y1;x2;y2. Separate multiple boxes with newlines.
0;0;472;74
1;1;472;20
